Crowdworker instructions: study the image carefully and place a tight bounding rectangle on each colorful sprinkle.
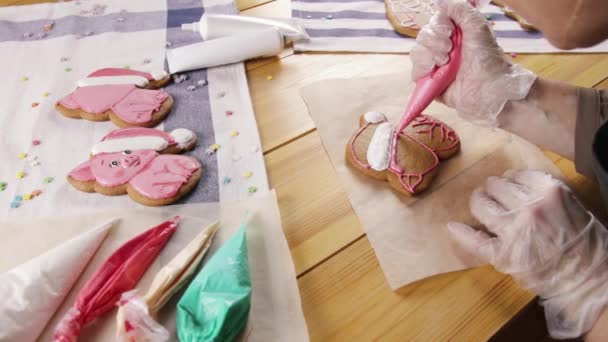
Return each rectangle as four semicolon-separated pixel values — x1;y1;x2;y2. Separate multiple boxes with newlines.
44;22;54;32
205;143;221;155
10;202;20;209
123;65;130;69
197;79;208;87
30;160;41;167
187;85;196;92
485;14;492;20
116;17;125;22
37;33;47;39
26;155;37;162
23;194;33;200
230;130;239;137
64;67;72;72
31;102;39;108
20;76;29;82
0;182;7;191
326;14;333;19
23;32;33;38
14;195;23;201
306;15;312;19
60;57;69;62
32;139;41;146
16;172;26;179
143;58;152;64
173;74;188;84
83;31;94;36
510;52;518;58
223;176;231;184
226;110;233;116
43;176;54;184
166;41;173;48
31;189;42;196
17;153;27;159
251;146;260;153
243;171;253;179
216;91;226;99
266;75;273;81
42;92;50;97
248;186;258;194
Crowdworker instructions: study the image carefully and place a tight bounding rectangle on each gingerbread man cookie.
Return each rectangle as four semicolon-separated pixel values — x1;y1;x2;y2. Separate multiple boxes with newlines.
68;127;201;206
346;111;460;195
384;0;435;38
56;68;174;128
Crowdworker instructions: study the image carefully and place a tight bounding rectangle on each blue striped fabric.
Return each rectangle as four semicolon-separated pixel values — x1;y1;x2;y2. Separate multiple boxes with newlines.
292;0;557;53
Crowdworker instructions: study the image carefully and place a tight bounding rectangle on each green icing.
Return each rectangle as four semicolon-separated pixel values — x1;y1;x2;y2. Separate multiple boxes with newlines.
177;224;251;342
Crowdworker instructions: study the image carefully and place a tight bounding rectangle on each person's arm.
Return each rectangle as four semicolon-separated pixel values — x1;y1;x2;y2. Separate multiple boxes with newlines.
587;308;608;341
498;78;578;161
501;0;608;49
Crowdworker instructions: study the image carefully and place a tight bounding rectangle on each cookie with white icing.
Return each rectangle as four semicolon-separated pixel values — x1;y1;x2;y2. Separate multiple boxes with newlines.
346;111;460;195
68;127;201;206
56;68;174;128
385;0;436;37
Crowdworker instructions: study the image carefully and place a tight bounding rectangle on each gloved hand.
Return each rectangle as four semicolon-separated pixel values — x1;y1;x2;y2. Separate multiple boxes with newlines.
411;0;537;124
448;170;608;339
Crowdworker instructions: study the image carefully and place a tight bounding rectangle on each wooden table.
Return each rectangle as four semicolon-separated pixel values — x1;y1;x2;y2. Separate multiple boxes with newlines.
6;0;608;340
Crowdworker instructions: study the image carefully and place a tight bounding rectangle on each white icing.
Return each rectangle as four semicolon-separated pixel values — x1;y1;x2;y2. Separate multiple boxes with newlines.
169;128;195;147
91;136;169;155
151;70;169;80
367;122;394;171
364;111;386;124
77;75;150;88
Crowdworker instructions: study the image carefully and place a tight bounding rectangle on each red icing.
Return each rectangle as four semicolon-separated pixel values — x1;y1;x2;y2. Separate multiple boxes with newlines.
52;217;179;342
88;68;154;80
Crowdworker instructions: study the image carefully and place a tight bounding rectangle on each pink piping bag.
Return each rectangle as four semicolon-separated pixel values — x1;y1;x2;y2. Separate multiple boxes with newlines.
51;216;180;342
389;24;462;172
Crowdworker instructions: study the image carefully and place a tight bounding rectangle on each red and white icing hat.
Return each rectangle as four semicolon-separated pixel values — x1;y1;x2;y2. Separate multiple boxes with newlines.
77;68;169;88
91;127;195;155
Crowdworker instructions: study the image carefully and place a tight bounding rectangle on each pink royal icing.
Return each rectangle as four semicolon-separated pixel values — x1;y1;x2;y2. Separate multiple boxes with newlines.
129;155;199;199
58;85;169;124
91;150;158;187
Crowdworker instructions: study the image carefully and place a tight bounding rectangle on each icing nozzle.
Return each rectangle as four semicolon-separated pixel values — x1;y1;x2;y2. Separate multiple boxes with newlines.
181;22;200;32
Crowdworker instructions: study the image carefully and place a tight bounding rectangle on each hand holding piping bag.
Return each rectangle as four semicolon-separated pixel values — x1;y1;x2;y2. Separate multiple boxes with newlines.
409;0;536;124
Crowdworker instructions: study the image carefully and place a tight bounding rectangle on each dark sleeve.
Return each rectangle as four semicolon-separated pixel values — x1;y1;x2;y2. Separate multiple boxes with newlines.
575;88;607;177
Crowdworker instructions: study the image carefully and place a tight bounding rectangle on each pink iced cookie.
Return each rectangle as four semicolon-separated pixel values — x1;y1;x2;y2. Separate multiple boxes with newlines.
67;127;201;206
56;68;174;128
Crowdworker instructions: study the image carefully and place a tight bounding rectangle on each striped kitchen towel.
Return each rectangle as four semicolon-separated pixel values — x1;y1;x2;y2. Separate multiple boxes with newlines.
292;0;608;53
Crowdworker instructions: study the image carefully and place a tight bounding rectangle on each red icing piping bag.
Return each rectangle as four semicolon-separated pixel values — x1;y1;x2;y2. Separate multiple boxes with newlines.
52;216;179;342
396;24;463;134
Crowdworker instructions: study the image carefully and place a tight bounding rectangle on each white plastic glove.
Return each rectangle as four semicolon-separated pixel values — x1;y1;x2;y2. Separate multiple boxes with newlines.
448;170;608;339
411;0;537;124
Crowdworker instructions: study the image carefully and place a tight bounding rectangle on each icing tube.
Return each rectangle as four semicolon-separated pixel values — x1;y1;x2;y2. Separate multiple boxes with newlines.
166;28;284;74
182;14;309;44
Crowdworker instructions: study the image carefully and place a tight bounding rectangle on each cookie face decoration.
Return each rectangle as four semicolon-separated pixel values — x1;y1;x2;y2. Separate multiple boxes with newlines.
346;112;460;195
56;68;174;128
68;127;202;206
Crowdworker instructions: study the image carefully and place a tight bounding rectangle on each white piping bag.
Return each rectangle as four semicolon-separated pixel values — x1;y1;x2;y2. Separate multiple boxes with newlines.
166;27;284;73
182;14;309;44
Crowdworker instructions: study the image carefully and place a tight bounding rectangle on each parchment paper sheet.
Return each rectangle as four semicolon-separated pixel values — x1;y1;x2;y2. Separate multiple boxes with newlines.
0;190;308;342
300;71;569;290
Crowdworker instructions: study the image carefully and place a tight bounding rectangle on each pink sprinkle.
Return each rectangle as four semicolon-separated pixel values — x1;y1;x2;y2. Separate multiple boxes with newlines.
31;102;39;108
226;110;233;116
510;52;517;58
32;139;41;146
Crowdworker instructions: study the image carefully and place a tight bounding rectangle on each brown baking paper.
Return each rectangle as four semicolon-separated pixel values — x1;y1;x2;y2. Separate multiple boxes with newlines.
0;191;308;342
301;71;580;290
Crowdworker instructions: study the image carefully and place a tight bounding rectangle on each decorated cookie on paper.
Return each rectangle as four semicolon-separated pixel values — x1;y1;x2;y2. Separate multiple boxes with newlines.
385;0;436;37
346;111;460;195
68;127;201;206
56;68;174;128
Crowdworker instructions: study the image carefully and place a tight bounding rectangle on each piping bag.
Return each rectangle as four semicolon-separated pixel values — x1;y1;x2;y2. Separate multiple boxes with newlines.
51;217;179;342
115;221;220;342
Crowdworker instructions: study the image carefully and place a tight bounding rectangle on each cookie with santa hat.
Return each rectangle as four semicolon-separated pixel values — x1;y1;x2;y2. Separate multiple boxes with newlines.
56;68;174;128
68;127;202;206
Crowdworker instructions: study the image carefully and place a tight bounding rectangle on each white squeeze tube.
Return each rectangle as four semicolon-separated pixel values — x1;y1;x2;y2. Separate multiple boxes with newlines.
181;14;309;44
166;27;284;73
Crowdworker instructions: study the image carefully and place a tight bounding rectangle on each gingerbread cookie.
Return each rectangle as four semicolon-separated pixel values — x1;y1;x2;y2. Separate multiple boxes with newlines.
68;127;201;206
56;68;174;128
346;111;460;195
385;0;435;37
492;0;536;31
